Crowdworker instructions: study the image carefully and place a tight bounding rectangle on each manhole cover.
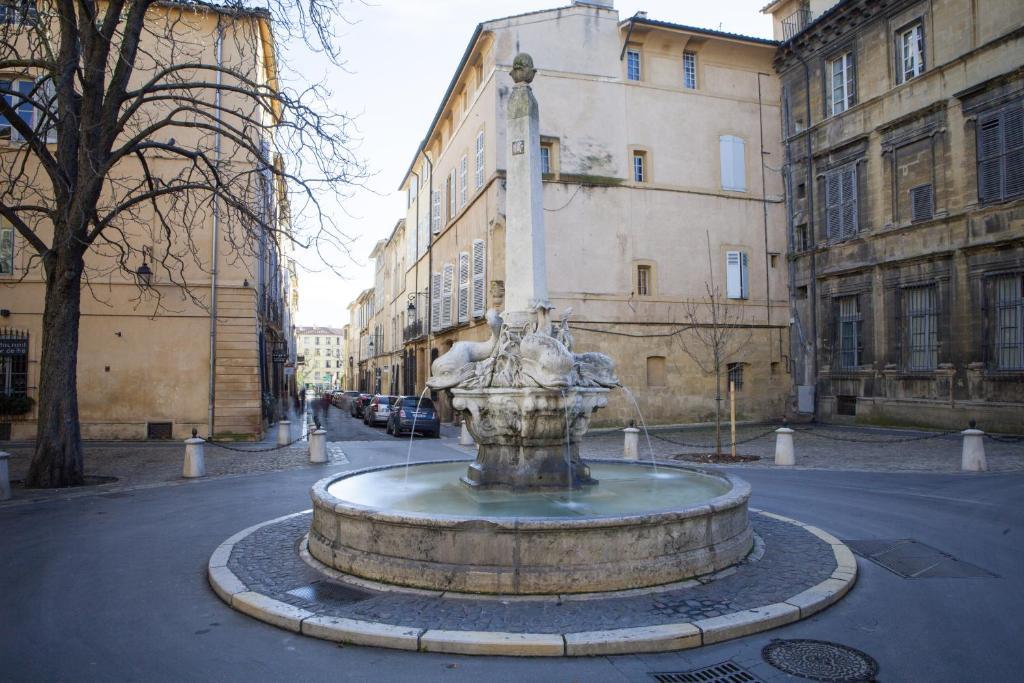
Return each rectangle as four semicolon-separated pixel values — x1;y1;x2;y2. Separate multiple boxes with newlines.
285;580;370;605
652;661;762;682
762;639;877;682
844;539;997;578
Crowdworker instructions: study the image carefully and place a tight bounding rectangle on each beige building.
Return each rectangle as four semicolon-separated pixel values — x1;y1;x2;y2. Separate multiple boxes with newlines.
764;0;1024;431
0;3;297;441
296;327;344;391
346;1;792;426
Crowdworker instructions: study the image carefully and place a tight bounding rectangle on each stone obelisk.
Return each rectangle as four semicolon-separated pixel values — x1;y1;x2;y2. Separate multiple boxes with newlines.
504;53;550;327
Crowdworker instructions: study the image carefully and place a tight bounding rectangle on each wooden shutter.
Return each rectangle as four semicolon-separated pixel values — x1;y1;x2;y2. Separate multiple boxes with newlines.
726;251;742;299
841;165;857;237
472;239;486;317
475;131;485;189
740;252;749;299
1004;106;1023;198
457;252;470;323
977;115;1002;203
430;272;441;332
825;171;841;238
719;136;744;191
449;170;456;219
441;263;453;328
910;184;933;222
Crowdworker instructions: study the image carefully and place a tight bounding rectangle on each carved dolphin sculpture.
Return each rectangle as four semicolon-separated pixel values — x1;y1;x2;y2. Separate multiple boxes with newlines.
574;351;620;388
427;310;503;390
520;332;575;388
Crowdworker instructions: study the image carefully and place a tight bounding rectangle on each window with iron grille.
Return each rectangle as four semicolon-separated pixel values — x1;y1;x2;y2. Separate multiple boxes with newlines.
905;285;938;370
727;363;744;391
825;163;858;240
0;329;28;398
636;264;651;296
910;184;933;222
994;274;1024;370
976;101;1023;204
837;295;863;369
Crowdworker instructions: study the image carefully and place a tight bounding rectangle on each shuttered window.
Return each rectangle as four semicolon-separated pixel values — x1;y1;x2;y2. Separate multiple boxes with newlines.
431;189;441;233
825;164;858;240
995;274;1024;370
441;263;454;328
457;252;470;324
725;251;749;300
977;102;1023;204
430;272;441;332
475;131;485;189
459;155;468;207
449;170;456;221
905;285;937;371
472;239;486;317
719;135;745;192
837;295;863;369
910;184;933;222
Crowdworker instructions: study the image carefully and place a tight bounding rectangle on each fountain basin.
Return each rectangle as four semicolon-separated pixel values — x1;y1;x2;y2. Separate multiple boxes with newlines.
308;460;753;595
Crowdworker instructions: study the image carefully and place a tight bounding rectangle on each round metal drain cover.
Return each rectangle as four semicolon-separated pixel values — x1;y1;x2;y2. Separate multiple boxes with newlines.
762;639;878;682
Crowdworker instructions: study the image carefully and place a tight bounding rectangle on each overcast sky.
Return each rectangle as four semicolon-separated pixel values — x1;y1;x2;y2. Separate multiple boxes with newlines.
288;0;774;328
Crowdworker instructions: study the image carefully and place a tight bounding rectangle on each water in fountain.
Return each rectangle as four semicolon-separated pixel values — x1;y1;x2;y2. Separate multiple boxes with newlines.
403;388;432;490
620;386;664;478
559;389;576;508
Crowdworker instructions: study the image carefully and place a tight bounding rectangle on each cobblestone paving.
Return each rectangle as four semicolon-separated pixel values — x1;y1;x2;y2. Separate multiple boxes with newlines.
226;512;835;634
583;423;1024;473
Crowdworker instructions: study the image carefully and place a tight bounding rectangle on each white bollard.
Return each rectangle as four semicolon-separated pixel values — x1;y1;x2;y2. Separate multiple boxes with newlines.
774;427;795;466
961;423;987;472
460;421;474;446
277;420;291;447
183;431;206;478
0;451;11;501
309;429;328;464
623;427;640;461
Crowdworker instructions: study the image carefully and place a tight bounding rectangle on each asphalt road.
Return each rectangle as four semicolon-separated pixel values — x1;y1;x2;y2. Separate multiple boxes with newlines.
1;435;1021;682
305;398;453;443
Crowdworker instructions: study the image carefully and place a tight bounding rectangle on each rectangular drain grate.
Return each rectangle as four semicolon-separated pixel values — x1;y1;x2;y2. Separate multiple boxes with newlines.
844;539;998;579
651;661;762;683
285;580;372;605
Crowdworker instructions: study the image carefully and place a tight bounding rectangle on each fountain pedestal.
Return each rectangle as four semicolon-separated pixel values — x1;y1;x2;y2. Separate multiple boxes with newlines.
453;387;608;489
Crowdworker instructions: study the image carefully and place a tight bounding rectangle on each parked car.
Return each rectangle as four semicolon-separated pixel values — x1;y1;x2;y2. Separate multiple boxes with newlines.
386;395;441;438
332;390;360;409
350;393;373;418
364;395;400;427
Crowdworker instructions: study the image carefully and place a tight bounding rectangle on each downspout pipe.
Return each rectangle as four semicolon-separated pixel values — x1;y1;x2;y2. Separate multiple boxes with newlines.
794;51;818;420
208;21;224;437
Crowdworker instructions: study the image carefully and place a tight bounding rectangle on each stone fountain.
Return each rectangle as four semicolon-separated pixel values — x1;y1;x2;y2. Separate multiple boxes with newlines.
307;54;753;595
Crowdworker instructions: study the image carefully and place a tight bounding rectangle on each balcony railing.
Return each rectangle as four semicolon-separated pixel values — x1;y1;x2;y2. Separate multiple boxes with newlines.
403;319;425;342
782;8;811;41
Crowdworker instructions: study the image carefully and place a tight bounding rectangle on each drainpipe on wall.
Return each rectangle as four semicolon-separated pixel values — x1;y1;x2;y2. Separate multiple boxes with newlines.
207;20;225;437
795;52;819;420
756;72;772;350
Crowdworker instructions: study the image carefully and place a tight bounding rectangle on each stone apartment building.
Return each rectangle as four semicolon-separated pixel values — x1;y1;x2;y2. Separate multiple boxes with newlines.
296;327;345;391
0;2;297;441
763;0;1024;431
349;0;792;426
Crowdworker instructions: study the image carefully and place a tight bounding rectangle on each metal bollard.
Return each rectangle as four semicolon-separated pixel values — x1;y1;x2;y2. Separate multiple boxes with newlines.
774;425;795;466
459;420;475;446
183;429;206;478
0;451;11;501
623;426;640;461
961;420;987;472
277;420;291;447
309;429;328;464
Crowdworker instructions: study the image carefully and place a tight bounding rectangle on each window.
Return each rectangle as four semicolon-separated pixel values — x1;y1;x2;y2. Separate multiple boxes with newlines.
683;51;697;89
475;131;485;189
828;52;856;116
457;251;470;324
315;348;321;356
472;239;486;317
905;285;937;371
431;189;441;232
897;23;925;84
430;272;442;332
646;356;666;387
315;337;320;345
626;49;641;81
825;164;858;239
719;135;746;191
725;251;749;300
441;263;454;328
448;169;457;220
976;102;1023;204
459;155;468;207
909;184;933;222
994;274;1024;370
632;151;646;183
421;159;429;185
727;363;744;391
636;264;651;296
325;360;331;369
407;175;417;208
795;223;810;251
837;296;863;369
0;1;37;26
0;79;34;141
0;226;13;274
540;144;551;175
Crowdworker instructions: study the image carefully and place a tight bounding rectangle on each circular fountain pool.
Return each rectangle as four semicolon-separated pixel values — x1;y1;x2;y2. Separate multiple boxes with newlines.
309;460;753;595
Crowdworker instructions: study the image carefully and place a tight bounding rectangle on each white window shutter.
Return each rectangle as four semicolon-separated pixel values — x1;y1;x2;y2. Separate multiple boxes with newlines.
449;170;456;219
430;272;442;332
732;137;745;192
457;251;470;323
441;263;454;328
740;252;749;299
475;131;485;189
720;136;733;190
726;251;742;299
431;190;441;233
472;239;486;317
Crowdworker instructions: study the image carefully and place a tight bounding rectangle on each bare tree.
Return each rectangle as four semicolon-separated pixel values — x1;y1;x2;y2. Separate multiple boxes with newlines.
678;233;751;457
0;1;364;487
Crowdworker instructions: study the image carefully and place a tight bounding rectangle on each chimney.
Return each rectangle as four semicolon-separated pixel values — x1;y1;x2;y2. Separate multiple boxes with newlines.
572;0;615;8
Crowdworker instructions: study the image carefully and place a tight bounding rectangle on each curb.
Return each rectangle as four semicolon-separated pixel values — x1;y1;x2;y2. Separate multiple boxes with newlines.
208;510;857;656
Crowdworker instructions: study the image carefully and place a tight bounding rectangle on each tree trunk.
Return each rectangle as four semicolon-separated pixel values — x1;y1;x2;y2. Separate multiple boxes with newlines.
714;363;722;456
25;250;85;488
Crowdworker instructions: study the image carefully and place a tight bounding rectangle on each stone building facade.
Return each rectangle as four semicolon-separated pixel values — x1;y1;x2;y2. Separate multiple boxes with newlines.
296;327;344;391
764;0;1024;431
349;1;793;426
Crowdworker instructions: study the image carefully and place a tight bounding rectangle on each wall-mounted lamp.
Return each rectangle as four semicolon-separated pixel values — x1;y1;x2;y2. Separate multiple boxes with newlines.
243;279;250;287
135;262;153;288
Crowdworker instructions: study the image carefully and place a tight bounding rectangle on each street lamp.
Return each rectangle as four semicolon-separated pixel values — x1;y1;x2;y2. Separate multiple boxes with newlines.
135;261;153;288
